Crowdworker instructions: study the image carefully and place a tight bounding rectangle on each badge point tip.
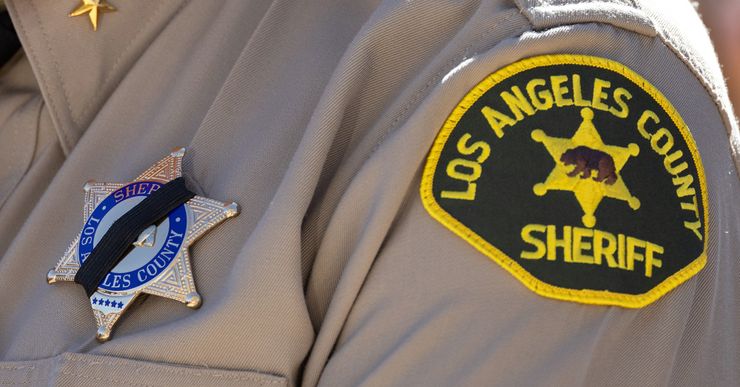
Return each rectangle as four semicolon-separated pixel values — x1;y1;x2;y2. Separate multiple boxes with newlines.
225;202;240;217
46;270;57;284
83;180;96;192
185;292;202;309
96;327;111;342
170;147;186;157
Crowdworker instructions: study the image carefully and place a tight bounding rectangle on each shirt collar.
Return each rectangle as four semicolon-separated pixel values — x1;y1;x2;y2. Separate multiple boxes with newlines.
6;0;185;154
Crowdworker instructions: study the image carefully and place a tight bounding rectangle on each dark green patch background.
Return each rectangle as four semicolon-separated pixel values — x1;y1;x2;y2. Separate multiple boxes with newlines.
432;63;705;295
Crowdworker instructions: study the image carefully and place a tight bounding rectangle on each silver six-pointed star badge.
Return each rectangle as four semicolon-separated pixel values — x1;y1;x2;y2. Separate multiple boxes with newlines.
47;148;238;341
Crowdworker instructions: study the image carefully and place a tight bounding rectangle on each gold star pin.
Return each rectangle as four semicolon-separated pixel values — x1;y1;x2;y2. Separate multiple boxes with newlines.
69;0;116;31
47;148;239;341
531;107;641;228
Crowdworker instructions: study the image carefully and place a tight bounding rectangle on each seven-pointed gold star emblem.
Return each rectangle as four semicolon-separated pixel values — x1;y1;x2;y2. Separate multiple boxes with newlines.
47;148;239;341
69;0;116;31
531;107;641;228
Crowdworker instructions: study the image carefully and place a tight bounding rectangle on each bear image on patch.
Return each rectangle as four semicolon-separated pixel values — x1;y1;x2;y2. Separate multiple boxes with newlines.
560;146;617;185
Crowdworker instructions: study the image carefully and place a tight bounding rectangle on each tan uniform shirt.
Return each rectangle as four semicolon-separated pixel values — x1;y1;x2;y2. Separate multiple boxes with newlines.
0;0;737;385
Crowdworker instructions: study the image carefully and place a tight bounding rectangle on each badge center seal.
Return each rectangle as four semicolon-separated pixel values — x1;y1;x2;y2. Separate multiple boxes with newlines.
78;181;189;294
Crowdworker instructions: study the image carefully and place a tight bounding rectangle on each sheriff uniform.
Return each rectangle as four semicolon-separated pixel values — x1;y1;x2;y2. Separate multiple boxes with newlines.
0;0;737;385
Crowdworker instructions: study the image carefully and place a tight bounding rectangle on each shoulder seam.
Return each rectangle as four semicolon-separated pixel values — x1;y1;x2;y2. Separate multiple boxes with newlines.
631;0;740;175
513;0;656;37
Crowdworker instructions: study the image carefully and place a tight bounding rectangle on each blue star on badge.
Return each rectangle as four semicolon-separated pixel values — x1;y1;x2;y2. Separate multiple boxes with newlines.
47;148;239;341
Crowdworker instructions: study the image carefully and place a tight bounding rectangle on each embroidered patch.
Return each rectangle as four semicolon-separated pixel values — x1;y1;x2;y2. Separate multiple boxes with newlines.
421;55;708;307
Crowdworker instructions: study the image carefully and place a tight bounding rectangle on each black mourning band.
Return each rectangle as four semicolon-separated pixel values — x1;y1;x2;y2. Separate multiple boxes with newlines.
74;177;195;297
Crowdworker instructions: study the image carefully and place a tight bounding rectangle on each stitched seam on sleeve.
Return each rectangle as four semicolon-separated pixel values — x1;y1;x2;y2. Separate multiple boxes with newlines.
524;2;656;37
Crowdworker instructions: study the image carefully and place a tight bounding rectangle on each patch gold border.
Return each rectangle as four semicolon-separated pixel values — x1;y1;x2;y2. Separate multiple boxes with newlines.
420;54;709;308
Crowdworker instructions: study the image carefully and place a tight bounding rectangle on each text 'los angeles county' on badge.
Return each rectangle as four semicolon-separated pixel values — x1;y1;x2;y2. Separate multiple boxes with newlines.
47;148;239;341
420;54;708;307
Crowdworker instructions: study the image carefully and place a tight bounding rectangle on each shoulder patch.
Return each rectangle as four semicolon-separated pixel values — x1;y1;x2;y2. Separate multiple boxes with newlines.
420;55;708;307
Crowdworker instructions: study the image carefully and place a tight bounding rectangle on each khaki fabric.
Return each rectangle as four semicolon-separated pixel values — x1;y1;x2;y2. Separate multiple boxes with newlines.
0;0;736;386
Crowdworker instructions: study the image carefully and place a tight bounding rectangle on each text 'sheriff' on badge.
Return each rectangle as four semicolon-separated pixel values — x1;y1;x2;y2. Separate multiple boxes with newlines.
47;148;239;341
421;54;708;307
